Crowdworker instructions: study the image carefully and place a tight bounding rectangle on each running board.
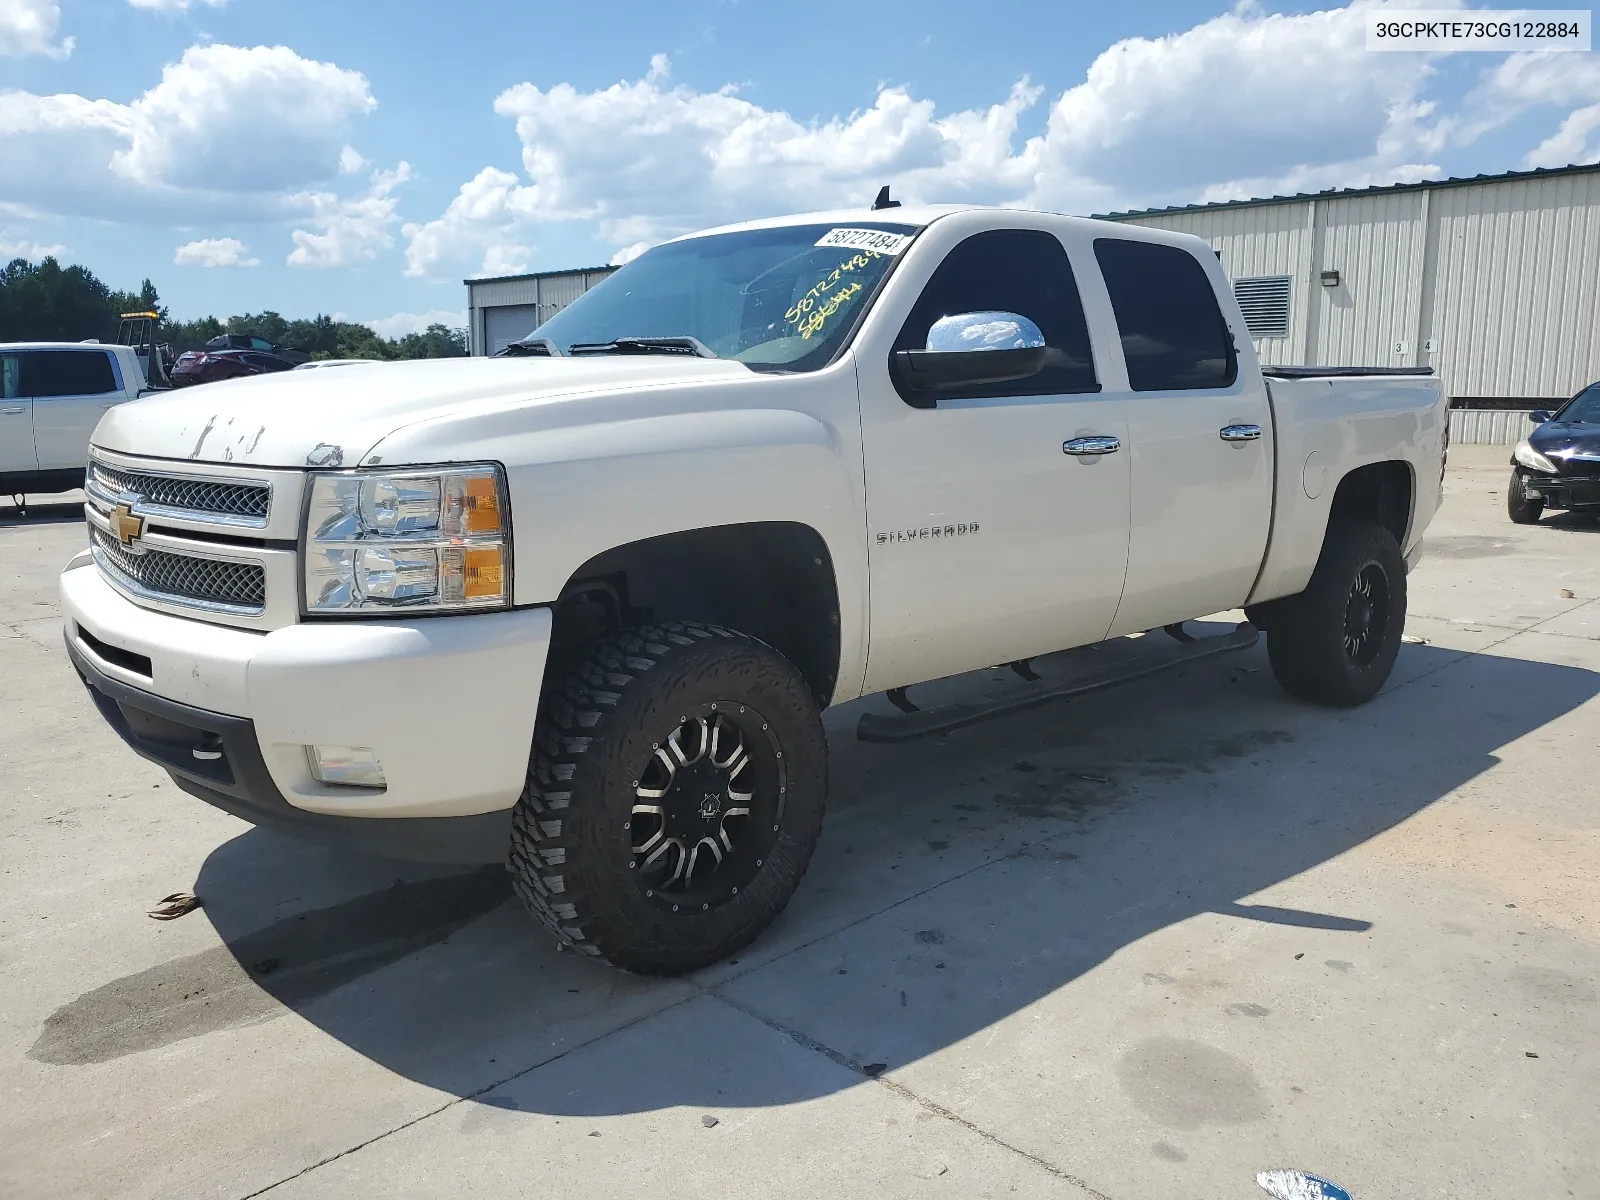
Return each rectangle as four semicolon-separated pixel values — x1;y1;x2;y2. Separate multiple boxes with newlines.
856;623;1259;744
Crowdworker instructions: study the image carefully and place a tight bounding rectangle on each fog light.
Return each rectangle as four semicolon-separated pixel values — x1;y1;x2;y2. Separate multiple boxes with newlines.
306;745;386;788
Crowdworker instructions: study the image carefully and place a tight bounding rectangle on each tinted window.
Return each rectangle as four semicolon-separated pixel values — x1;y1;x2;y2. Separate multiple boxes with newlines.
1;354;19;400
20;350;118;398
1556;382;1600;423
894;229;1097;400
1093;238;1237;391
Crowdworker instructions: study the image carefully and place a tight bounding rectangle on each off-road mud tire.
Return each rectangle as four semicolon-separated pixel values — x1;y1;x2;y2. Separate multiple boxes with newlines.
508;622;827;975
1265;521;1407;707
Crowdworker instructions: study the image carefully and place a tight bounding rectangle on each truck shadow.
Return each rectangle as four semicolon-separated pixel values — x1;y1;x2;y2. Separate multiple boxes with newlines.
33;634;1600;1117
0;494;85;525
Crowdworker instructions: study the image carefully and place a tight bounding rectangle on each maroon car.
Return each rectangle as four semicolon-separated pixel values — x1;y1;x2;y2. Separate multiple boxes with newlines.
170;349;297;387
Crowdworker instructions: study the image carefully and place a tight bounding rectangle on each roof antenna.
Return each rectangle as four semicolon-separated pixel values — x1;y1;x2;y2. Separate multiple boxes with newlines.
872;185;902;211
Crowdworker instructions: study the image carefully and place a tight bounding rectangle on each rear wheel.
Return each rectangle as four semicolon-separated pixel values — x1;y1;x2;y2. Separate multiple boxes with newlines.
1265;521;1407;707
1507;470;1545;524
509;622;827;975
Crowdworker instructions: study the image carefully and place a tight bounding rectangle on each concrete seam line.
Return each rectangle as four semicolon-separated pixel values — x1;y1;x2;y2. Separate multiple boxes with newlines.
233;990;702;1199
709;990;1115;1200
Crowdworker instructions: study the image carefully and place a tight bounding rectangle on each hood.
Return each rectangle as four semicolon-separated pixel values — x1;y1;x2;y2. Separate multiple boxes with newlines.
92;356;754;468
1529;418;1600;472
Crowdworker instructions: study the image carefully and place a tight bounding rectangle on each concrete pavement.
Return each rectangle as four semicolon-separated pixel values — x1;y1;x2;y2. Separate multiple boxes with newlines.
2;445;1596;1199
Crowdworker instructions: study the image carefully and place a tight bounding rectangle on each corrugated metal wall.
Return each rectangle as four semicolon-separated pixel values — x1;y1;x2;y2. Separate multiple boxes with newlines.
1448;409;1539;445
1427;174;1600;399
467;268;618;355
1118;169;1600;403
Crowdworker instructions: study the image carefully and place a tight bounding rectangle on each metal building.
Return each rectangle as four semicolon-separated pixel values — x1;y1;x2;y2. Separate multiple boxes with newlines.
1103;163;1600;442
465;266;617;357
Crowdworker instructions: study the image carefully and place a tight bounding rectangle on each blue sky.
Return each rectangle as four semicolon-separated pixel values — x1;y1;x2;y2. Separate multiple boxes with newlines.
3;0;1597;335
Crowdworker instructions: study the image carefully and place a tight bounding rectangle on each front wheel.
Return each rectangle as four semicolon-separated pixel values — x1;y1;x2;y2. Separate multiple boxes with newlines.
509;622;828;975
1507;470;1545;524
1265;522;1407;707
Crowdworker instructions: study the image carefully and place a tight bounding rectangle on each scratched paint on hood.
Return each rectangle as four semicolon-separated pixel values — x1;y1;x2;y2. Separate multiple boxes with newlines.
1257;1169;1352;1200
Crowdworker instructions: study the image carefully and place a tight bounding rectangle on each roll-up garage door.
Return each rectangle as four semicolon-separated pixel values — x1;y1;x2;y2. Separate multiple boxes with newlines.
483;305;542;356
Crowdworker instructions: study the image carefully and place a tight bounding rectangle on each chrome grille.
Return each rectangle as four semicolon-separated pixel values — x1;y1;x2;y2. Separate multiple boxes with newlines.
90;461;269;522
91;526;266;612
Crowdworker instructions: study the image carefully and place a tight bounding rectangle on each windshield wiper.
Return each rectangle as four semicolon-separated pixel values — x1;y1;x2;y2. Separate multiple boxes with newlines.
494;338;562;358
567;336;718;359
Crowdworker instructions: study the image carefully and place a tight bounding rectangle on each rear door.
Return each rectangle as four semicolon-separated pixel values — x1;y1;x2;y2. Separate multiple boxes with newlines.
0;352;37;477
858;226;1132;692
1092;236;1274;636
28;348;126;471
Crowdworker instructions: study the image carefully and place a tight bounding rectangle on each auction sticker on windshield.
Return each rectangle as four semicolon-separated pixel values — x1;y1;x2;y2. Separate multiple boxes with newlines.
815;228;912;255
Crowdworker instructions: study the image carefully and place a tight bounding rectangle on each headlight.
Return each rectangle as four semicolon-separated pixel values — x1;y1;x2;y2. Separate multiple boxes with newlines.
1513;439;1558;474
303;465;511;614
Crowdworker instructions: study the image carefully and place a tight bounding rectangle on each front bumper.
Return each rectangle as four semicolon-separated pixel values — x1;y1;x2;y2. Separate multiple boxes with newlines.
1522;472;1600;509
61;557;552;861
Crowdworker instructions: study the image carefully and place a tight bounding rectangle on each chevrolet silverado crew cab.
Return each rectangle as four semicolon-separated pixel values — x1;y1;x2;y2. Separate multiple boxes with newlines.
60;204;1448;974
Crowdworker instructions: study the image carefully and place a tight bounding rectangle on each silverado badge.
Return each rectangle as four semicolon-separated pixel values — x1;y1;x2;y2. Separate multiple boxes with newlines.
111;504;145;549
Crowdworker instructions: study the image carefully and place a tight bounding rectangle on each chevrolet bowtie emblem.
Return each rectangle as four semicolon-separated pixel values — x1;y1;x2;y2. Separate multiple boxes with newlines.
111;503;145;548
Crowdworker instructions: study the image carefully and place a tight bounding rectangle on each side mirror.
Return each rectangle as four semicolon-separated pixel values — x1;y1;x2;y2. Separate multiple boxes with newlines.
893;311;1048;400
1528;409;1552;424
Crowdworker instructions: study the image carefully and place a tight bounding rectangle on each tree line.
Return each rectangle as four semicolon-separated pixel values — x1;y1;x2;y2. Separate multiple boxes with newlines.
0;256;467;360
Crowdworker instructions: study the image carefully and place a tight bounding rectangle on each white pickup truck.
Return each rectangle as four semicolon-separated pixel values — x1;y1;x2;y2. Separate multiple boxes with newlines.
2;341;150;503
60;204;1448;974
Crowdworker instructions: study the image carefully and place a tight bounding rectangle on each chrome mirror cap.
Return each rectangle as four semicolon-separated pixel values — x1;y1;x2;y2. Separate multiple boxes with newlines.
926;311;1045;353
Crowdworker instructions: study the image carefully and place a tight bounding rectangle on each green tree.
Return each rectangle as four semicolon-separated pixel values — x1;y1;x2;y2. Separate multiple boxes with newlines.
2;253;468;362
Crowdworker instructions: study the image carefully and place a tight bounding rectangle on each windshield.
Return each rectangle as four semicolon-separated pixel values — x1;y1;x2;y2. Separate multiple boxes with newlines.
1554;382;1600;423
528;222;920;371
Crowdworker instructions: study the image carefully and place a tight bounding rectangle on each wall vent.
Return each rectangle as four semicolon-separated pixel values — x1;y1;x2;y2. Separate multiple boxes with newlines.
1233;275;1293;339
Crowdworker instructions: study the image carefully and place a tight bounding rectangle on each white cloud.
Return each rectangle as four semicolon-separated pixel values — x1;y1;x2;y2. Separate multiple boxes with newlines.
1457;53;1600;168
338;145;369;174
403;12;1465;278
1;43;376;223
364;309;467;339
609;240;650;266
0;0;73;58
409;4;1600;277
1;236;69;260
127;0;227;9
287;161;411;268
1524;105;1600;169
174;236;259;267
1029;1;1449;209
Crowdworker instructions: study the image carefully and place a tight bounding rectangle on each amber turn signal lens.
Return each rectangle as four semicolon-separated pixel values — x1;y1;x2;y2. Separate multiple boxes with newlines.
463;476;501;534
461;547;505;599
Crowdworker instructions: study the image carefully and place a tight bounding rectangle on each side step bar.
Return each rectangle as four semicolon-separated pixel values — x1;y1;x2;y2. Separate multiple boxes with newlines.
856;623;1260;744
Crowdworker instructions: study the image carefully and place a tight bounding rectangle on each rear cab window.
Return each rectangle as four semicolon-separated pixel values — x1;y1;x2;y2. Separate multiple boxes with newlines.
892;228;1098;405
1093;238;1237;391
20;349;119;398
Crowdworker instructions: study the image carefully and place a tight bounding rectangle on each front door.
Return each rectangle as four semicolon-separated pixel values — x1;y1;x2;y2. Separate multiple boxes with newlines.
0;353;36;478
1090;236;1274;636
29;348;125;471
858;227;1131;693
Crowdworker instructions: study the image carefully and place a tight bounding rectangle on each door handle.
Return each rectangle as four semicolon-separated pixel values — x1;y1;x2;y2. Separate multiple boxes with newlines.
1063;435;1121;456
1220;424;1262;442
0;406;25;415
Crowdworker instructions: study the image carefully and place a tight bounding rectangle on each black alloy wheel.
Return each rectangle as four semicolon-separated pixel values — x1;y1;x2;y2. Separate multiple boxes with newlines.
509;622;828;975
1342;563;1391;667
629;706;783;913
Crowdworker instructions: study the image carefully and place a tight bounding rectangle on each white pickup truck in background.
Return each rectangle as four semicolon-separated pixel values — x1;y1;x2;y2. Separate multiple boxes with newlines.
59;203;1448;974
1;341;150;504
